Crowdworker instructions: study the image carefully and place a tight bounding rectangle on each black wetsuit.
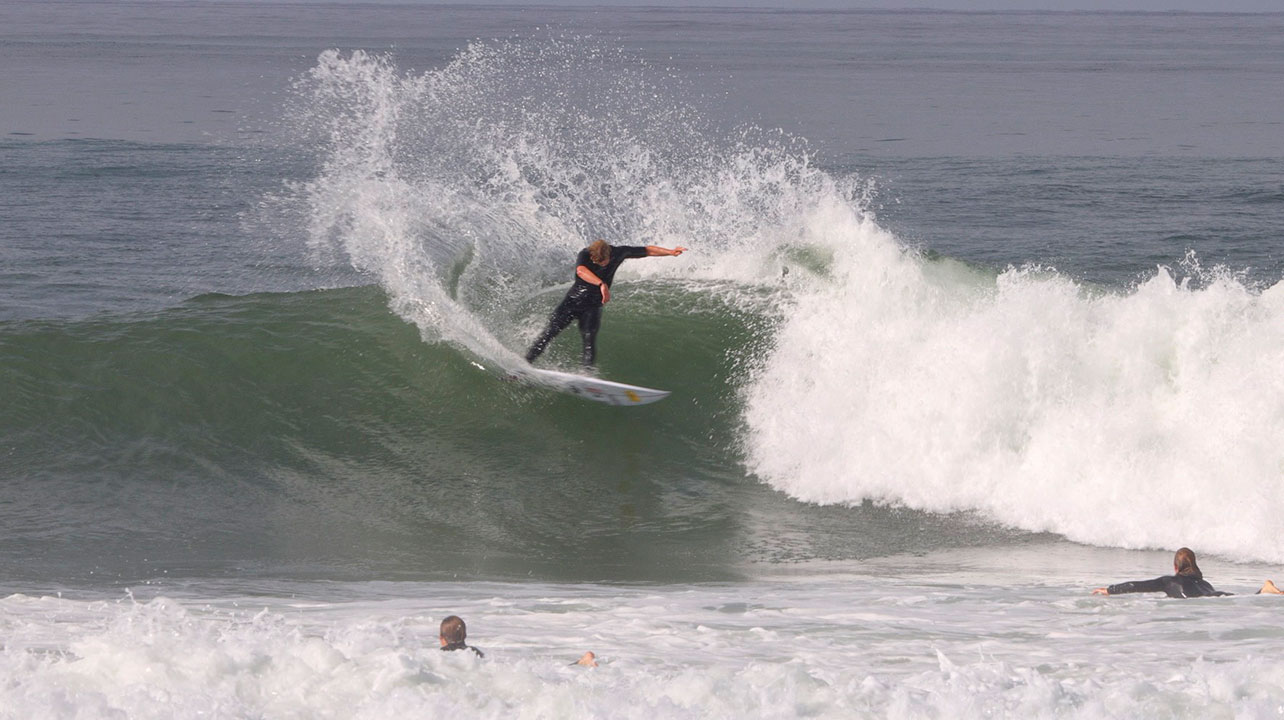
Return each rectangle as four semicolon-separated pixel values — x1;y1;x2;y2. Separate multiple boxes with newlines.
441;641;484;658
525;245;649;367
1106;574;1230;598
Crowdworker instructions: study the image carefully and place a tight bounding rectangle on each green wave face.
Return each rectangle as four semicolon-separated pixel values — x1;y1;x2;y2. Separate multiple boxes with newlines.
1;286;1028;586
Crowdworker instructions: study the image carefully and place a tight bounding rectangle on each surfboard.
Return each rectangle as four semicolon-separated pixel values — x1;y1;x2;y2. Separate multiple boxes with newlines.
506;367;670;406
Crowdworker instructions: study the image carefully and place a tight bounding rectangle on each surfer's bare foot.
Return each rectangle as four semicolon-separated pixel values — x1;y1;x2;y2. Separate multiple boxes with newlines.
1258;580;1283;595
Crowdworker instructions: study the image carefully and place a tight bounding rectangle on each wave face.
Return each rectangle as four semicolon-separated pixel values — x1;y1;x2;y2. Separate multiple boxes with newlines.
4;287;1032;586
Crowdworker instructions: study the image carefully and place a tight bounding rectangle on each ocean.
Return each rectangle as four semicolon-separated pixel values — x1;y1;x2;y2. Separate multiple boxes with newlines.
2;2;1283;717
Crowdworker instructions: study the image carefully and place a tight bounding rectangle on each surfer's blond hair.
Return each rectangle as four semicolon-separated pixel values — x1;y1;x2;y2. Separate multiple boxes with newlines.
588;239;611;266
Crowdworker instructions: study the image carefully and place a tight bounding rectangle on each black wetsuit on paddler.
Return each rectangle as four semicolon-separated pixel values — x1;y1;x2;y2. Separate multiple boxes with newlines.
441;640;484;657
1103;573;1229;598
525;240;687;367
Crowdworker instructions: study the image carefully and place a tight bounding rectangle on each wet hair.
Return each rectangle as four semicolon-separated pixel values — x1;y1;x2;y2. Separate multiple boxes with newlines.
588;239;611;266
1174;547;1202;578
440;615;467;645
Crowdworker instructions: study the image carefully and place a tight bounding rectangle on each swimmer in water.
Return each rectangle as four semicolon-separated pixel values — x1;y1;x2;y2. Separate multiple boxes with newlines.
439;615;484;657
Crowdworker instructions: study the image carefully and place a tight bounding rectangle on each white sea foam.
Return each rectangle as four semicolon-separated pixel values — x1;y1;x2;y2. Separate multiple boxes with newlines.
5;559;1284;719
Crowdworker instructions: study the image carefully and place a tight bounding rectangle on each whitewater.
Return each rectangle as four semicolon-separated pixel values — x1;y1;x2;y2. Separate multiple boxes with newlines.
8;563;1284;719
3;3;1284;718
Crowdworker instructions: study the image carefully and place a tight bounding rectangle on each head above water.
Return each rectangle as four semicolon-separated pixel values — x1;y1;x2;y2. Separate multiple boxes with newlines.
1174;547;1201;578
439;615;467;646
588;239;611;266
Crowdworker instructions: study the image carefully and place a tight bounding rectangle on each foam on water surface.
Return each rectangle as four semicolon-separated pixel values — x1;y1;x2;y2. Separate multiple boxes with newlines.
5;549;1284;719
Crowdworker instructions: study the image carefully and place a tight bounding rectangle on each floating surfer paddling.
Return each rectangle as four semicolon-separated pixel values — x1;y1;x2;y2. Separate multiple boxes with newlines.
526;240;687;368
1092;547;1230;598
1091;547;1283;597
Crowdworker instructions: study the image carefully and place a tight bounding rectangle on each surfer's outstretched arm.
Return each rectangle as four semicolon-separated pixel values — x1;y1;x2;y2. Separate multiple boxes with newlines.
644;245;687;257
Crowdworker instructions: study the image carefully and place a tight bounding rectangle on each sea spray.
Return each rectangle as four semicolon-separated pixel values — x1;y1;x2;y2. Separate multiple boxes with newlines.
287;41;864;369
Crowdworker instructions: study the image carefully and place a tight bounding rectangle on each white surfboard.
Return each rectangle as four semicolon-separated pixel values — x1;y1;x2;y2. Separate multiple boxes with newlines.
507;367;670;406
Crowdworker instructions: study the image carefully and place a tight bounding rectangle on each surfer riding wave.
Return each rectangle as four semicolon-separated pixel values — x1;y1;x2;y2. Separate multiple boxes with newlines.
525;239;687;368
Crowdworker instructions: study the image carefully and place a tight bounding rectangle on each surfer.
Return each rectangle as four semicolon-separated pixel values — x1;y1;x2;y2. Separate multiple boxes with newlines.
525;239;688;367
439;615;484;657
1091;547;1231;598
